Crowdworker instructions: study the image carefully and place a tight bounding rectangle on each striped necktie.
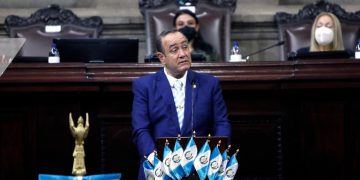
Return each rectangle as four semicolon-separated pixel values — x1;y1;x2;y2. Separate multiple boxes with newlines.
173;80;185;129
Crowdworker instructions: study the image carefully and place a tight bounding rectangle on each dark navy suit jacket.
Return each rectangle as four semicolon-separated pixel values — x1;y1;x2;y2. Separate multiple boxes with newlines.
131;68;231;179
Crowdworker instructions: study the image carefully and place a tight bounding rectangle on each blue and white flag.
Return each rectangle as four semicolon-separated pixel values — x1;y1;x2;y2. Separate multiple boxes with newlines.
194;140;211;180
216;149;230;180
180;136;198;177
170;139;185;180
163;142;175;180
153;155;165;180
207;145;222;180
143;159;155;180
223;150;239;180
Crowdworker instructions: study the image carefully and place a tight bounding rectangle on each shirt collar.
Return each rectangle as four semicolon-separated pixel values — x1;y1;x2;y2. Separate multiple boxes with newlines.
164;68;188;89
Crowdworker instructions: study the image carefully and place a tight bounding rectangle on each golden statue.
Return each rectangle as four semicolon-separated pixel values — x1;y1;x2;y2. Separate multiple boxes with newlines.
69;112;90;176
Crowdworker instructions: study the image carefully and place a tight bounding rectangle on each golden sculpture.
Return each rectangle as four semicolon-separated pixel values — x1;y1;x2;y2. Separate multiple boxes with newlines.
69;112;90;176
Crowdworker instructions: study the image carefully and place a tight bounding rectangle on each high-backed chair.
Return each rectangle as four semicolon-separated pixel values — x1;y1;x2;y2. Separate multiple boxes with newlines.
4;4;103;57
139;0;236;61
275;0;360;60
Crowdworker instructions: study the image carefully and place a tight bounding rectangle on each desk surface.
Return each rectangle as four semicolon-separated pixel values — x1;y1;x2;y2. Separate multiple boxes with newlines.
1;59;360;89
4;60;360;79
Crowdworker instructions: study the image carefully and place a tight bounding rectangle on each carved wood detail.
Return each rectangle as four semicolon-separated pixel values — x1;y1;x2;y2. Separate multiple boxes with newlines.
138;0;236;15
4;4;103;34
275;0;360;24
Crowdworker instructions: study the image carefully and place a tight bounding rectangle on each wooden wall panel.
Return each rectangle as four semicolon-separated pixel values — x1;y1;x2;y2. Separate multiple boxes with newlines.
0;61;359;179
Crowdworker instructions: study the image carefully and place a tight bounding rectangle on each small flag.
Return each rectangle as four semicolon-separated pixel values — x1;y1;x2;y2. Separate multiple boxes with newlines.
194;140;211;180
223;149;239;180
163;140;175;179
170;138;185;179
143;158;155;180
181;136;198;176
216;145;231;180
153;154;165;180
207;142;222;180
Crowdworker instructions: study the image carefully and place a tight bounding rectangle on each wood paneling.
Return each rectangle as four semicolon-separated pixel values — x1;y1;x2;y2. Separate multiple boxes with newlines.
0;60;359;179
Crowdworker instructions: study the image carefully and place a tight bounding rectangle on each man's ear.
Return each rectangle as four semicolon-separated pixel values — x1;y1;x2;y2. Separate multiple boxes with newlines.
156;52;166;64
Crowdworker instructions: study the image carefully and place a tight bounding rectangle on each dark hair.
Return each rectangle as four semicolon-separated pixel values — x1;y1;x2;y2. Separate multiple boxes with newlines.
172;9;214;56
173;9;199;26
155;29;180;53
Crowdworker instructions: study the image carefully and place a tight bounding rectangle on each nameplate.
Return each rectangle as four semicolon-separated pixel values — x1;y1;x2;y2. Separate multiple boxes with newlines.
45;25;62;33
179;6;196;13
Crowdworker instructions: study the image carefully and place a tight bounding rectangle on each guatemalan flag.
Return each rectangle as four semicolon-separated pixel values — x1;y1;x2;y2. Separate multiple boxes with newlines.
216;148;230;180
153;155;165;180
207;144;222;180
169;139;185;179
181;136;198;177
194;140;211;180
163;141;175;179
143;159;155;180
223;150;239;180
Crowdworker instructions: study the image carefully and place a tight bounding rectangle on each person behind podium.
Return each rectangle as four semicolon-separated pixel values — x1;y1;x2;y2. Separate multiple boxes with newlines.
297;12;345;54
131;29;231;179
173;9;219;61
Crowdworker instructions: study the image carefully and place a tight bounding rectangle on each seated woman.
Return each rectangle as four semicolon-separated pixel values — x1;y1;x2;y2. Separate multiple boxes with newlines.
173;9;219;61
297;12;346;54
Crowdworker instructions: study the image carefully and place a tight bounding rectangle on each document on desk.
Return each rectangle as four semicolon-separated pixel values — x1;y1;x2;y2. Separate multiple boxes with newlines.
0;38;26;76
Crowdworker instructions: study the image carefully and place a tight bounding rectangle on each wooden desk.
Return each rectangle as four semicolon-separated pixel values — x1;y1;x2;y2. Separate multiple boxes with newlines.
0;60;360;179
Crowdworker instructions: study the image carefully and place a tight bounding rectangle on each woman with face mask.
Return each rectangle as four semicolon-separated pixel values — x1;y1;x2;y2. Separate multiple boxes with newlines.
173;9;219;61
296;12;345;55
310;12;345;52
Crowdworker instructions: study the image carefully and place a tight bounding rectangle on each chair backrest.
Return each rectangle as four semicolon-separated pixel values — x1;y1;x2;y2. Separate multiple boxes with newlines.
139;0;236;61
4;4;103;57
275;0;360;60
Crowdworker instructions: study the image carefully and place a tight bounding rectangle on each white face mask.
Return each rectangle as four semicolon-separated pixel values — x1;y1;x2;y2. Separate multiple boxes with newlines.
315;26;334;46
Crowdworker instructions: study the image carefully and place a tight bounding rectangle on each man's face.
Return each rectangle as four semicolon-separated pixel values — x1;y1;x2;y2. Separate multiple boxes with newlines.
158;32;192;78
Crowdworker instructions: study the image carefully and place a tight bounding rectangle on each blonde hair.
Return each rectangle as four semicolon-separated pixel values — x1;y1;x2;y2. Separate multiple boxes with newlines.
310;12;344;51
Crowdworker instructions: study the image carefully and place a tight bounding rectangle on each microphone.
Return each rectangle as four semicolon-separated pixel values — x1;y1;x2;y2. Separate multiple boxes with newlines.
191;76;196;133
243;41;285;60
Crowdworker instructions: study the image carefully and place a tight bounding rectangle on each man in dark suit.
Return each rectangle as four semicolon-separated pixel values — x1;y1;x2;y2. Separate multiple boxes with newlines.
131;29;231;179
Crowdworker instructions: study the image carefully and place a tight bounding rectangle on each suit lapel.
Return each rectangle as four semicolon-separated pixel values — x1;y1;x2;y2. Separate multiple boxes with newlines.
156;70;181;133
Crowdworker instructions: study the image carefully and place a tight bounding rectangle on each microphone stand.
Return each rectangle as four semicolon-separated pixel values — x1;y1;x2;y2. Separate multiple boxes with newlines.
191;79;196;132
243;41;285;60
